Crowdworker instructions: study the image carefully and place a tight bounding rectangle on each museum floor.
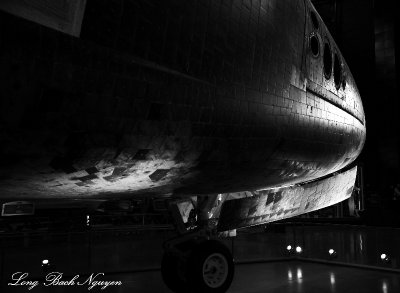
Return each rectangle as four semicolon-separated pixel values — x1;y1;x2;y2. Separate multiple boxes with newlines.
4;260;399;292
1;223;400;292
123;261;400;293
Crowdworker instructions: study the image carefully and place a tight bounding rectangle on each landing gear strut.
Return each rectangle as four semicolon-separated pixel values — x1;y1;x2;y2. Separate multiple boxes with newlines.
162;196;234;293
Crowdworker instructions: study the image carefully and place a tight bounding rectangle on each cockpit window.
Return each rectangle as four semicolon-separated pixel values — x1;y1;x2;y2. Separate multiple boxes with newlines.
310;34;320;57
323;42;332;79
334;53;342;89
311;11;319;30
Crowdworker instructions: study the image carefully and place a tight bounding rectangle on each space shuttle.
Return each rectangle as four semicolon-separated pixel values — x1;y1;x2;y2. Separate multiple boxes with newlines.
0;0;365;292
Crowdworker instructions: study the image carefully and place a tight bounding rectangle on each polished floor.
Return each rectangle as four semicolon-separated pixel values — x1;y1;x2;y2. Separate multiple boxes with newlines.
4;261;399;292
2;225;400;292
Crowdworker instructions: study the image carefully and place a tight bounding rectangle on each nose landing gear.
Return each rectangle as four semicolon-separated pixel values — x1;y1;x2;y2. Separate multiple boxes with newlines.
162;196;234;292
161;239;234;293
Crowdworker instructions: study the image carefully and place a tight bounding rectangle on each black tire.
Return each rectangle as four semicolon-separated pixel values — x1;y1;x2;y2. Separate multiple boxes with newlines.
161;251;188;293
187;240;234;293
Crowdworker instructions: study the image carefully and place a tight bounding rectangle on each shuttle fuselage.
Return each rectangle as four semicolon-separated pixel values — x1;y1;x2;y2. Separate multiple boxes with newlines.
0;0;365;200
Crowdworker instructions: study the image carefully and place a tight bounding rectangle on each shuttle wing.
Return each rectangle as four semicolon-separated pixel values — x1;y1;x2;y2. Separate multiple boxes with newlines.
217;166;357;231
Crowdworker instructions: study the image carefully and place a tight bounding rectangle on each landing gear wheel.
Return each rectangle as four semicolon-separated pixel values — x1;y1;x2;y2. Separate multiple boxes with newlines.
161;251;187;293
187;240;234;293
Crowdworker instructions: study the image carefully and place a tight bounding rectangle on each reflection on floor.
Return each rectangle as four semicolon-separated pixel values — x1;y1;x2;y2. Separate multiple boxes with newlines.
229;261;400;293
5;261;399;293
